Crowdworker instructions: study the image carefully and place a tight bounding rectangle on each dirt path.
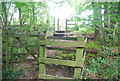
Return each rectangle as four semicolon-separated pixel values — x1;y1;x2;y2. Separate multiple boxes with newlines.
18;49;74;79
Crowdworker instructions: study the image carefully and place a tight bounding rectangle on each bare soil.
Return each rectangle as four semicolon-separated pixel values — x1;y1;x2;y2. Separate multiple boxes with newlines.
18;49;74;79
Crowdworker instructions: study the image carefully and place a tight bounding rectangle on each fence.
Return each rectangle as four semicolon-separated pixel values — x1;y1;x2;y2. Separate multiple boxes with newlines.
2;28;87;79
54;18;77;31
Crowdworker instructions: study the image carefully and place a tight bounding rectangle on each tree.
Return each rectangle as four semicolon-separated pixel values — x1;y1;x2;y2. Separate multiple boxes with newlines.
1;2;8;27
70;1;118;45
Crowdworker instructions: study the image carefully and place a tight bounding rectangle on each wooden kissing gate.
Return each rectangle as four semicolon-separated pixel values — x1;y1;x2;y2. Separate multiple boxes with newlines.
2;29;87;79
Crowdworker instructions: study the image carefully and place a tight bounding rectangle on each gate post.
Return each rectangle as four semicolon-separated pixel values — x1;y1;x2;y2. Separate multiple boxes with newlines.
3;29;14;69
73;37;85;79
2;29;9;69
9;29;14;66
39;35;47;79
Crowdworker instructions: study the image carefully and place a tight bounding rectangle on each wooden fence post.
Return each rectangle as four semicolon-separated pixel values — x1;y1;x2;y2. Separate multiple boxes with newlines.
57;18;59;30
39;35;47;79
73;37;84;79
9;29;14;66
66;19;67;30
2;29;9;69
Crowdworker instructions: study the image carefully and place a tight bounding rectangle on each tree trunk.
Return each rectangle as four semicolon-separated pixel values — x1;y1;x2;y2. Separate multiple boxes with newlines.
30;3;35;25
92;2;102;41
1;2;7;27
32;3;35;25
18;8;22;25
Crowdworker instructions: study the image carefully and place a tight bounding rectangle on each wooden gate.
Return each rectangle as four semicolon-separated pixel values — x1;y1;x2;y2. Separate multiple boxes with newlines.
2;29;87;79
39;35;87;79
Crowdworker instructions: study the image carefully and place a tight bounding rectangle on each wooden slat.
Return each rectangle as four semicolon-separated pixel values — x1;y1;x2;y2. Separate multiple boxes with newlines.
13;34;46;38
55;30;71;33
14;44;38;47
14;48;33;68
14;34;77;40
12;65;39;71
39;58;83;67
39;74;73;79
19;65;39;69
47;36;77;40
39;40;86;47
13;34;31;37
47;47;76;52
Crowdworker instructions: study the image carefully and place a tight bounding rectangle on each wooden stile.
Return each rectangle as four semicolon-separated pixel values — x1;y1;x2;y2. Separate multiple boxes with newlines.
39;35;87;79
3;29;87;79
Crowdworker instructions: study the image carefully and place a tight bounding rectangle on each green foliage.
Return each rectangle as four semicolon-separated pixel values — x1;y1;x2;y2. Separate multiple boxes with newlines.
78;28;94;34
55;51;75;60
70;2;118;43
2;70;23;79
99;45;118;57
1;1;119;79
87;42;99;49
84;57;118;79
70;26;79;31
84;41;119;79
1;2;54;35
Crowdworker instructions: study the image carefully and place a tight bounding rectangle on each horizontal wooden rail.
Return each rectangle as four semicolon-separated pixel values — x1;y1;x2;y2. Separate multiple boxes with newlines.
13;34;77;40
39;58;83;67
39;40;86;47
13;34;46;38
39;74;73;79
47;47;76;52
11;59;37;63
14;44;38;47
12;65;39;71
13;34;86;42
48;36;77;40
48;36;84;41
